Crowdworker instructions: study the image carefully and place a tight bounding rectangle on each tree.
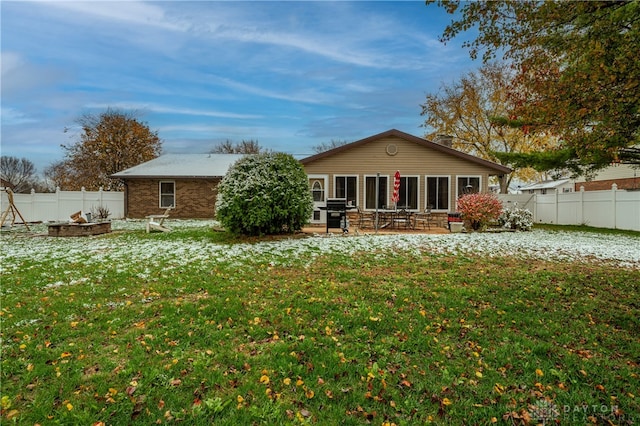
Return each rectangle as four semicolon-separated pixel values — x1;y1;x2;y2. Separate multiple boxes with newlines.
53;109;162;190
210;139;263;154
427;1;640;174
0;156;37;193
420;63;558;192
312;139;350;154
215;153;313;236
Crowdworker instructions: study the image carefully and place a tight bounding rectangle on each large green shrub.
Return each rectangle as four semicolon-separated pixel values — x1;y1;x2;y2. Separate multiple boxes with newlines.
215;153;313;236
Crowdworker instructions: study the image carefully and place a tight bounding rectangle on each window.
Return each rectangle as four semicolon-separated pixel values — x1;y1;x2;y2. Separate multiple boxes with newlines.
365;175;388;209
398;176;418;210
335;176;357;205
426;176;449;211
159;181;175;208
311;180;324;202
457;176;480;196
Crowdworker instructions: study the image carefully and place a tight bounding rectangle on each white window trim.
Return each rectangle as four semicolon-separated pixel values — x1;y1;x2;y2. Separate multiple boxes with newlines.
159;180;176;209
425;175;451;212
333;175;359;204
364;174;390;211
399;175;420;211
455;175;482;196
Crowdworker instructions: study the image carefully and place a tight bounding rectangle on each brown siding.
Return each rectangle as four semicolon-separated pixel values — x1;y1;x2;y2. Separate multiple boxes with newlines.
575;177;639;191
124;178;221;219
303;136;502;210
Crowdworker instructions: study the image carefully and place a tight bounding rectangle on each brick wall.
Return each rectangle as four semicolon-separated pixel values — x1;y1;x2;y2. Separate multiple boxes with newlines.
575;177;639;191
124;178;221;219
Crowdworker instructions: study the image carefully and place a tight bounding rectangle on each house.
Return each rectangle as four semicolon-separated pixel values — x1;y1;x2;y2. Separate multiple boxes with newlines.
574;163;639;191
113;129;511;223
518;178;574;195
300;129;512;225
112;153;245;219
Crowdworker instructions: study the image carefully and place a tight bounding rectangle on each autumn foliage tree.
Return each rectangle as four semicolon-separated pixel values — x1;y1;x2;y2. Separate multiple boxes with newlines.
427;1;640;174
421;63;558;192
48;109;162;190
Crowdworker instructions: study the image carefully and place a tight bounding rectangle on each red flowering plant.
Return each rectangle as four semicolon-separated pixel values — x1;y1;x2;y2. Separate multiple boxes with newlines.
456;192;503;231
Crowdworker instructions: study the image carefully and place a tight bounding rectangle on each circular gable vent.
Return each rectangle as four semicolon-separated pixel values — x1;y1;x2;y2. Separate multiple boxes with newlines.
386;144;398;156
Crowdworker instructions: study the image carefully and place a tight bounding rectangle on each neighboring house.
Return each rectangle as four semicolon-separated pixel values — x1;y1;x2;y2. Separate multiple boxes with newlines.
518;178;574;195
574;163;639;191
300;129;512;225
112;154;245;219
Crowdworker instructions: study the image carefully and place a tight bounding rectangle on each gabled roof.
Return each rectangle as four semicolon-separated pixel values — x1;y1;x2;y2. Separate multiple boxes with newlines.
300;129;512;174
519;178;572;191
111;153;246;179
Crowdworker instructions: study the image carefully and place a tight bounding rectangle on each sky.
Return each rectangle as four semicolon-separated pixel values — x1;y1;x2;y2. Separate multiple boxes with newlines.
1;0;477;174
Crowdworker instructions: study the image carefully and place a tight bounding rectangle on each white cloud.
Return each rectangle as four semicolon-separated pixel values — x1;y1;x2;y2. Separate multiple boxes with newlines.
37;0;186;31
84;102;262;120
0;108;38;126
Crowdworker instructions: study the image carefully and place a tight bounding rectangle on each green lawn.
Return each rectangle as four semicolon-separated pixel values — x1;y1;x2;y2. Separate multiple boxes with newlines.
1;224;638;425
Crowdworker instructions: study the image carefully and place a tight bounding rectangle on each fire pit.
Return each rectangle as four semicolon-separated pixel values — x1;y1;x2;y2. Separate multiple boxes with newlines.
48;221;111;237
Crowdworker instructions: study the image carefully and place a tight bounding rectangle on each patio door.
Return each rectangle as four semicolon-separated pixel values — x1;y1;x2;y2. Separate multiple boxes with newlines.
308;175;328;224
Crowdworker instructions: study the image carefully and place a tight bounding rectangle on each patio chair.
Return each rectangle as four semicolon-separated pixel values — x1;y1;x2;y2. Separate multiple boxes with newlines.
392;209;413;229
413;206;433;230
356;206;374;229
146;207;172;233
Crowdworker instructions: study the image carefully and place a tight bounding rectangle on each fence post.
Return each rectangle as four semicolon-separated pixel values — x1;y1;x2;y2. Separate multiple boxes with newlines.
554;189;559;224
611;183;618;229
578;186;585;225
56;187;61;222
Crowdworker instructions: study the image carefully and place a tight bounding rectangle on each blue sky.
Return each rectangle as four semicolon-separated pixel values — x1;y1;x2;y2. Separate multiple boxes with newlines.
1;1;477;174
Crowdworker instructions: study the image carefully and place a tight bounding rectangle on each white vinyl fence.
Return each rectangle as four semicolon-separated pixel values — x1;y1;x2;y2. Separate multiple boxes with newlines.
1;188;124;224
498;184;640;231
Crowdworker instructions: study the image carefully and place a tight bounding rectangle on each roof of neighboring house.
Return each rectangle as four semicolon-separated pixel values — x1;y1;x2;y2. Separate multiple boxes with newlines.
300;129;512;174
111;154;247;179
519;178;572;191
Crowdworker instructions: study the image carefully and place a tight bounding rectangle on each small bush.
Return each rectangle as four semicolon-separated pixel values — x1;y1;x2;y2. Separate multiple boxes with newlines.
91;205;111;220
215;153;313;236
499;207;533;231
457;192;503;231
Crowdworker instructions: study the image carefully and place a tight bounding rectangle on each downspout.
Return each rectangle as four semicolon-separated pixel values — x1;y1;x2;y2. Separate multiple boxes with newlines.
123;181;129;218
